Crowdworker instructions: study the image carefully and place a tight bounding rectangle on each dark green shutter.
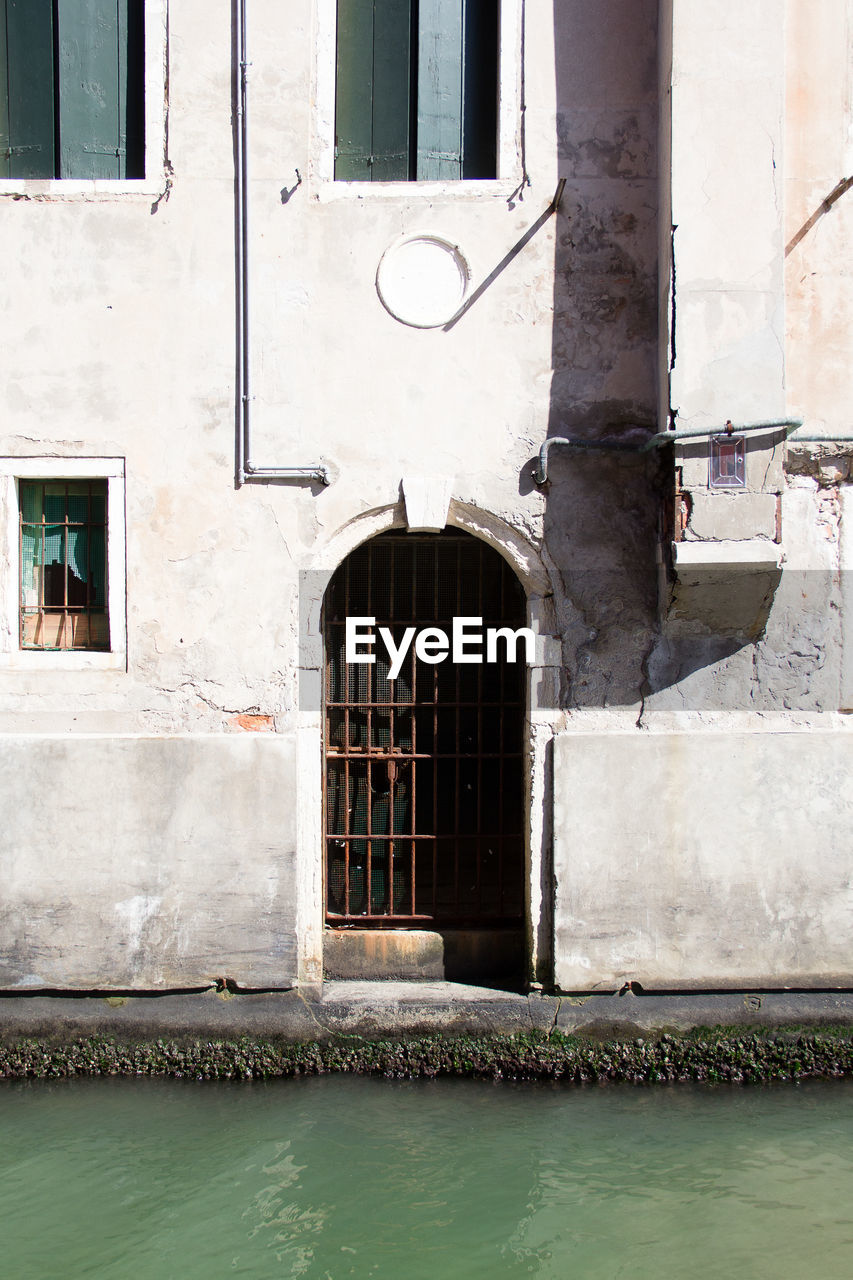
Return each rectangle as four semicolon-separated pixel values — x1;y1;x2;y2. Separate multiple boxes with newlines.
334;0;374;180
0;0;143;181
369;0;413;180
1;0;56;179
0;4;8;178
57;0;141;179
335;0;413;181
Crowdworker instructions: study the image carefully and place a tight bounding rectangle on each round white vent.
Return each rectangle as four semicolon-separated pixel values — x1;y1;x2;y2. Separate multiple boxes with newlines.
376;234;470;328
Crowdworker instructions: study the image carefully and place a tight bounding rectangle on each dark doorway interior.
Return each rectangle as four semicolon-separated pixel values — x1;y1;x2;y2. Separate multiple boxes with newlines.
323;530;526;984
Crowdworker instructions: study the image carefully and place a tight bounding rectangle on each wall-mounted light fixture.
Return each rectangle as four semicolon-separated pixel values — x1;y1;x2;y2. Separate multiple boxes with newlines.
710;423;745;488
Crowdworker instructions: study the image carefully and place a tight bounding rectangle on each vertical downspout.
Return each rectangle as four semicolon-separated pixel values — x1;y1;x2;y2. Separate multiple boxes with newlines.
235;0;248;486
235;0;329;487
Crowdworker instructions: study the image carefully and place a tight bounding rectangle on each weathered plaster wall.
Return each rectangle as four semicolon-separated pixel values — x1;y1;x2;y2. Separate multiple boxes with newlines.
542;0;661;712
0;0;661;731
1;1;848;995
0;736;297;988
553;729;853;991
646;0;849;719
668;0;786;429
0;1;660;988
785;0;853;435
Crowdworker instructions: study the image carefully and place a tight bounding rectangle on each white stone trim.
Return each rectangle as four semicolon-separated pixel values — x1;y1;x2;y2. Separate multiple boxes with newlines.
673;539;783;570
312;0;523;197
402;474;456;531
0;457;127;672
0;0;169;199
294;498;558;988
841;485;853;712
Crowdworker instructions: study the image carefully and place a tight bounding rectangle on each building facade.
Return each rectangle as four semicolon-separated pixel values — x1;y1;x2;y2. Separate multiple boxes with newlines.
1;0;851;997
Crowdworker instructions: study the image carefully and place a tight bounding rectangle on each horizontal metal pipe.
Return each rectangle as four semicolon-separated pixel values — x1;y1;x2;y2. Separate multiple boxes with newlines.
642;418;804;450
533;419;805;485
244;464;330;483
531;434;647;485
787;434;853;443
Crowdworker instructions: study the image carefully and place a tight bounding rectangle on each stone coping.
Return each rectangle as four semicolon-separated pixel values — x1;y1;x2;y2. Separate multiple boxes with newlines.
2;984;853;1042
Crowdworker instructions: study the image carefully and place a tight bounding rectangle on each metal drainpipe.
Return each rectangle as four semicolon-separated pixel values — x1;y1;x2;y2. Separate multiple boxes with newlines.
640;419;805;451
235;0;329;487
786;434;853;443
533;419;805;486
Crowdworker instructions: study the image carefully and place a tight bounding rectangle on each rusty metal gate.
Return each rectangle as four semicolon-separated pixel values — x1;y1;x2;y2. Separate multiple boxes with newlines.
324;531;525;928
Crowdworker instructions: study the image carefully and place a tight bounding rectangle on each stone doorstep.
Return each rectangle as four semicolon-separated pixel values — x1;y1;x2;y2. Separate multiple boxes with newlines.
322;929;525;984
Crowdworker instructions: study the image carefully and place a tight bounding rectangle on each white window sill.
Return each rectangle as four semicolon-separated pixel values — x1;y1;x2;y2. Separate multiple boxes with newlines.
0;177;168;199
0;650;126;672
314;177;524;203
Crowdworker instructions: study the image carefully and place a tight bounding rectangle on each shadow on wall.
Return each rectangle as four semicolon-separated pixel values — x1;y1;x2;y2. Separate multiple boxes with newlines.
530;0;785;710
650;432;784;697
525;0;665;709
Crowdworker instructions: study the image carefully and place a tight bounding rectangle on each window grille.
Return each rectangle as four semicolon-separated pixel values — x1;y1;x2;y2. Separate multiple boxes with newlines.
324;531;525;927
19;479;109;650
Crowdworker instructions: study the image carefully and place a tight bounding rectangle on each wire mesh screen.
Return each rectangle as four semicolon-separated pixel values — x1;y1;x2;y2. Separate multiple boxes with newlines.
324;531;526;927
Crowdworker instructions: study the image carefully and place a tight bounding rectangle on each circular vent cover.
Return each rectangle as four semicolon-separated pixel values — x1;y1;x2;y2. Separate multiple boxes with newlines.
376;233;470;328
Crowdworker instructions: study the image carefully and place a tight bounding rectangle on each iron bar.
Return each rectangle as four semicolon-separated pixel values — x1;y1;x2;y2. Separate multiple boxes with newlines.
324;532;525;926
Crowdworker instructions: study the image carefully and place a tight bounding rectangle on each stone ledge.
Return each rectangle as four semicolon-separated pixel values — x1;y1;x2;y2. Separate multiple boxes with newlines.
2;986;853;1043
673;538;782;570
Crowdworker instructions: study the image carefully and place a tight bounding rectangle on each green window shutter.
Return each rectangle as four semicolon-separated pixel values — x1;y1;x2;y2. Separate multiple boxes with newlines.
417;0;464;181
57;0;124;179
0;4;8;179
369;0;413;180
335;0;375;180
2;0;56;179
1;0;143;181
335;0;412;182
416;0;497;181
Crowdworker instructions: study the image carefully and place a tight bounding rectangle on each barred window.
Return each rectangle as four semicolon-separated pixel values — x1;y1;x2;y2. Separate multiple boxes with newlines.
19;479;109;650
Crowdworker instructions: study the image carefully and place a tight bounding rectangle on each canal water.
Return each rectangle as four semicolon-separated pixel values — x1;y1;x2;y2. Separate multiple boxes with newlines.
2;1075;852;1278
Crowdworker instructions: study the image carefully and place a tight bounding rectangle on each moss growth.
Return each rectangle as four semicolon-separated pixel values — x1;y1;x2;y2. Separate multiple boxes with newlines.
2;1028;853;1084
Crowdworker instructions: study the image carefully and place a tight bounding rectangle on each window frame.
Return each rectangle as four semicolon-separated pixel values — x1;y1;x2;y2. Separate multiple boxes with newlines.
841;483;853;713
314;0;523;198
0;457;126;671
19;477;110;652
0;0;167;198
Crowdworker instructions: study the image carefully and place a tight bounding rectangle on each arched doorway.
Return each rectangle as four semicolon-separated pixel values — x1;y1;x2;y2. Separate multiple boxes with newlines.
323;529;527;984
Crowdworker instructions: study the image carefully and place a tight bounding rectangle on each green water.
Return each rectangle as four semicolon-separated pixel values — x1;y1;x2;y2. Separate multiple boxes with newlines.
1;1076;852;1279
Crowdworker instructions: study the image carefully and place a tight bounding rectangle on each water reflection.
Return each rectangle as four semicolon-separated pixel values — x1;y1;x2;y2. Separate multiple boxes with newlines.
1;1076;852;1278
